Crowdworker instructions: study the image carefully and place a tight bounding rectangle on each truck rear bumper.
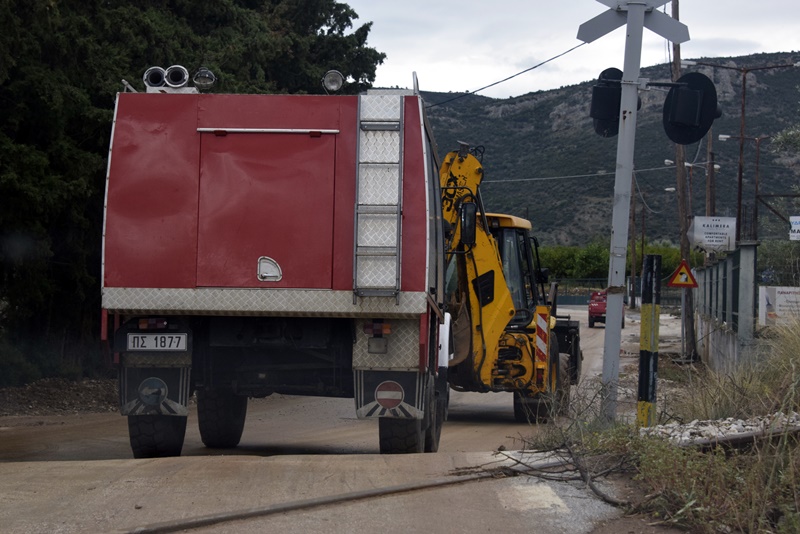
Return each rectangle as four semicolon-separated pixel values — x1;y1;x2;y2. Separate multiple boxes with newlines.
102;288;427;318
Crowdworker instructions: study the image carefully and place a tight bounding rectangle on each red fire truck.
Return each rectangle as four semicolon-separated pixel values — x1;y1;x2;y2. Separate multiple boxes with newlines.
102;67;448;457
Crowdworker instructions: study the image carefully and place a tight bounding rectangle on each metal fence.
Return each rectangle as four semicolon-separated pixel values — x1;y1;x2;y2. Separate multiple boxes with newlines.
694;245;760;371
555;277;681;307
696;249;741;332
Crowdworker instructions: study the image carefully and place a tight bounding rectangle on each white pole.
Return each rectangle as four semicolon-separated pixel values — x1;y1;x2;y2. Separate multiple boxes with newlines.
599;3;646;422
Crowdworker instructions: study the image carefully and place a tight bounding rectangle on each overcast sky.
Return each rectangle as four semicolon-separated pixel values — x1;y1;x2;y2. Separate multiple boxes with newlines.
344;1;800;99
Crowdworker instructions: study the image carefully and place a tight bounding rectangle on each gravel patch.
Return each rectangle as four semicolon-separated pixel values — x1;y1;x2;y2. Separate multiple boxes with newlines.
640;411;800;446
0;378;118;417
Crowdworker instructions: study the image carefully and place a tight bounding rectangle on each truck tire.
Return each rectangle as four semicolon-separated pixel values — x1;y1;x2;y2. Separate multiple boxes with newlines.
556;353;571;416
197;389;248;449
424;386;448;453
127;415;187;458
570;349;583;385
513;393;550;424
588;317;595;328
379;417;424;454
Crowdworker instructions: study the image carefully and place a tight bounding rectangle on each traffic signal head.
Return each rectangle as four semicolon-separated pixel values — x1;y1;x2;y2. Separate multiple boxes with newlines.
663;72;722;145
590;68;623;137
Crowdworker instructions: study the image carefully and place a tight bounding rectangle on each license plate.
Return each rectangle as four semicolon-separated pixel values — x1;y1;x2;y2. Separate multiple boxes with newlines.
127;333;188;351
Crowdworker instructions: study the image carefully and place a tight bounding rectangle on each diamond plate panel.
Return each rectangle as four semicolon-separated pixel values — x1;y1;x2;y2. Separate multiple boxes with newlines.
358;164;399;205
356;256;396;288
122;353;192;367
353;319;419;369
360;94;402;122
357;214;397;247
103;288;426;317
360;130;400;164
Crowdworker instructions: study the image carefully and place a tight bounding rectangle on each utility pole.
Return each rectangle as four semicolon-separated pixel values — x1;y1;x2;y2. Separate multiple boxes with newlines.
630;172;638;310
671;0;697;360
706;131;716;217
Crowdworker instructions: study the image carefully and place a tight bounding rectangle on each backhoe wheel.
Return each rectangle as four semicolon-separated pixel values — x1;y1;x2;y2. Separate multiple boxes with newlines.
379;417;423;453
197;389;248;449
127;414;187;458
513;393;550;424
556;353;571;416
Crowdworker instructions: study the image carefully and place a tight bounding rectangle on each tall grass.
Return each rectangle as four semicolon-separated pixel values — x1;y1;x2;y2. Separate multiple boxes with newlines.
528;318;800;532
633;318;800;532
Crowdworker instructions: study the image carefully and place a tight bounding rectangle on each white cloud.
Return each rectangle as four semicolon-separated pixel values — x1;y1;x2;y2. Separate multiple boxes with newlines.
345;0;800;98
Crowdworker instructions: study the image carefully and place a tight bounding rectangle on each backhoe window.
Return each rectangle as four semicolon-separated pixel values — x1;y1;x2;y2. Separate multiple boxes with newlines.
500;231;525;312
493;228;536;324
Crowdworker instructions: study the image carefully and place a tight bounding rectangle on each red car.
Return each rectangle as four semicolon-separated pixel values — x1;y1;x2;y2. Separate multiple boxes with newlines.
588;290;625;328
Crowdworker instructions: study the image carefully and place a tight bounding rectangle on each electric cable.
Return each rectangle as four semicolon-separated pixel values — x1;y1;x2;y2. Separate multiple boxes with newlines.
483;165;674;184
426;42;587;108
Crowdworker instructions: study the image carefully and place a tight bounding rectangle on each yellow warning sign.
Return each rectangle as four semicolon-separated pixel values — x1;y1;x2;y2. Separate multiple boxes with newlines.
667;259;698;288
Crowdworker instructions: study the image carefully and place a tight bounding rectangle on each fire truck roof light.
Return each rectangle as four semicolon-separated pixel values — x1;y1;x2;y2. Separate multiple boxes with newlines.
322;70;344;93
193;67;217;89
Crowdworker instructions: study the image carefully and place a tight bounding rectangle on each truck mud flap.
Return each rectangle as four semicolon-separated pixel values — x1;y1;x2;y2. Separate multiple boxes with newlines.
354;370;429;420
120;366;191;416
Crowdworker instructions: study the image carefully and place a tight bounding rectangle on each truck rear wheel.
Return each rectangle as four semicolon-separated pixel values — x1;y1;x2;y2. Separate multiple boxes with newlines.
197;389;248;449
127;415;187;458
423;386;448;453
379;417;424;453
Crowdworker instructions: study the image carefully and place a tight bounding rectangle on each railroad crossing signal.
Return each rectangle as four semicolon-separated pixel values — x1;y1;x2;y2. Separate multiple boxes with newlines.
577;0;689;45
590;67;642;138
663;72;723;145
577;0;689;423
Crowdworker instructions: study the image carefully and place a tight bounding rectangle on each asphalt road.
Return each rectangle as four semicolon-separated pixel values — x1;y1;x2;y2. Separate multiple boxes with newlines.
0;306;666;533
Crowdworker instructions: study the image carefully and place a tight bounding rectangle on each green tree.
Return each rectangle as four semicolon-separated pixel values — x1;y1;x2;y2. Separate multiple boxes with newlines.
538;245;579;279
0;0;385;386
571;240;610;279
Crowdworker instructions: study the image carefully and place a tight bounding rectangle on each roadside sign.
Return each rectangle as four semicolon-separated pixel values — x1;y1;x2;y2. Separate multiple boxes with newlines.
689;216;736;252
790;216;800;241
667;259;698;288
375;381;404;410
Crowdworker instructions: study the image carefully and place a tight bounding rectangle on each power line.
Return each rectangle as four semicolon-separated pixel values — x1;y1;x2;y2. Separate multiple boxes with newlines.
482;165;674;184
426;42;587;108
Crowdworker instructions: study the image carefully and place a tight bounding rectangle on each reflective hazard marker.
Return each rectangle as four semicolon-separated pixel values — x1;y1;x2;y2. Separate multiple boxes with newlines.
637;255;661;428
375;381;404;410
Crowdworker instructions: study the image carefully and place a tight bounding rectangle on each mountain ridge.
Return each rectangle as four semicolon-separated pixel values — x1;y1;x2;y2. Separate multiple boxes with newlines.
420;52;800;246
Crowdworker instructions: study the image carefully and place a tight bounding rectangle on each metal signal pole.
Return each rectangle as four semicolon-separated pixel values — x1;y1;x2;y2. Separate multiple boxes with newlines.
578;0;689;422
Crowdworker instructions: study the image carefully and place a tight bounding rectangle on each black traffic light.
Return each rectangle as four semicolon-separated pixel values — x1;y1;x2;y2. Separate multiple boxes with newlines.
590;68;623;137
663;72;722;145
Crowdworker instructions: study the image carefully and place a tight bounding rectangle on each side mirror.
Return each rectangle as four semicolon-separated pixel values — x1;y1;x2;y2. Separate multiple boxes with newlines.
536;268;550;284
459;202;477;247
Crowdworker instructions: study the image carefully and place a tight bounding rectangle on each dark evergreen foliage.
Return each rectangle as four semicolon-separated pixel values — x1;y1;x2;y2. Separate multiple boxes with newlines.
0;0;384;385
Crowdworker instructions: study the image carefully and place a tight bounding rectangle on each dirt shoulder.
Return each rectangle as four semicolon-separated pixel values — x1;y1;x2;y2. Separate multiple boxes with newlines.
0;377;118;418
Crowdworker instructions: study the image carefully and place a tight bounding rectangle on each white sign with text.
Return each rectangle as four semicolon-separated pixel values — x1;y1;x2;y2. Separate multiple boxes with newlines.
689;217;736;252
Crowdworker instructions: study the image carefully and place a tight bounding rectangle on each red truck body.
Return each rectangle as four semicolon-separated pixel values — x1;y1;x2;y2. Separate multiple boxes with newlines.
104;93;428;296
102;87;448;457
